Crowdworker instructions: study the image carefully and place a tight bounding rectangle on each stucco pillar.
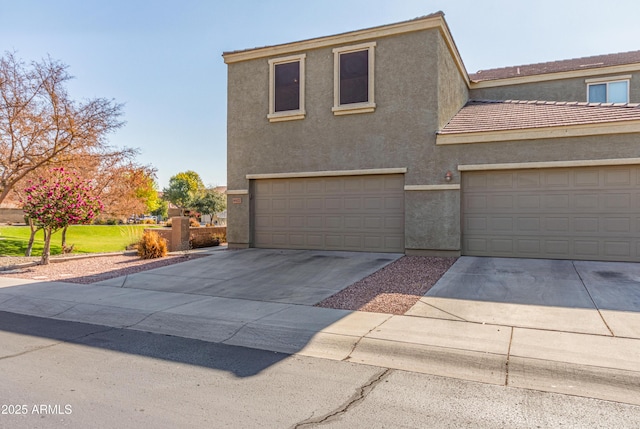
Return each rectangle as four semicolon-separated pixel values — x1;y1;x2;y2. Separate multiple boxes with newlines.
171;217;190;251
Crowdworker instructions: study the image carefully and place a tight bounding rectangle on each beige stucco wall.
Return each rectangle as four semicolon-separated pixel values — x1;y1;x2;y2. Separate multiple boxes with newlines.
440;133;640;168
470;71;640;102
226;23;640;254
227;28;466;251
401;32;467;254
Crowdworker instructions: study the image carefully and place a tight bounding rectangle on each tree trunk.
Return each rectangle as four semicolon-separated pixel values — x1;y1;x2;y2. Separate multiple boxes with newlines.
61;225;68;248
25;217;42;257
41;227;52;265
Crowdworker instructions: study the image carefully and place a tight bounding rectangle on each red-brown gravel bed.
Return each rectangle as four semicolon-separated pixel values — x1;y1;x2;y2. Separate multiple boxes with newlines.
315;256;457;315
0;253;208;284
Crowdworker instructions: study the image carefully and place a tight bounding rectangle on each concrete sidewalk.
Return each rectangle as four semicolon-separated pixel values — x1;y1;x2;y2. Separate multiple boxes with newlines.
0;269;639;406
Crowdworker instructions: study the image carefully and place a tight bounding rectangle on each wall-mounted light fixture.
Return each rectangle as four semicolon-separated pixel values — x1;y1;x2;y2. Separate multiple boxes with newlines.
444;171;453;182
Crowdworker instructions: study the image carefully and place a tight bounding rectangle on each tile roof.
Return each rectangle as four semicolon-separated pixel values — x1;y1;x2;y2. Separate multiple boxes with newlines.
439;100;640;134
470;50;640;82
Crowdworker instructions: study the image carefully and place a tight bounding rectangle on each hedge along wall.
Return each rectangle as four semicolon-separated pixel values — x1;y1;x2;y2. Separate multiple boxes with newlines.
145;226;227;251
190;226;227;249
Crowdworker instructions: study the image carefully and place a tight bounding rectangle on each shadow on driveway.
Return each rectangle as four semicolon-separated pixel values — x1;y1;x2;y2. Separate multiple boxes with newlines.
0;249;401;377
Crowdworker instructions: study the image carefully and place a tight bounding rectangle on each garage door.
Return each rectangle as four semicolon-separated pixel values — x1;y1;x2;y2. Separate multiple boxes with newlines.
253;174;404;252
462;166;640;261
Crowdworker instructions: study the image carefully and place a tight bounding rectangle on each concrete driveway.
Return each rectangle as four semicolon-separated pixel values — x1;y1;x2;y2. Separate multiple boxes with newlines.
407;256;640;337
94;248;401;305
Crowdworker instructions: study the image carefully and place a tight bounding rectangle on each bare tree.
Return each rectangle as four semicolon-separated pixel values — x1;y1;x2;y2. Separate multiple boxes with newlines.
0;51;125;205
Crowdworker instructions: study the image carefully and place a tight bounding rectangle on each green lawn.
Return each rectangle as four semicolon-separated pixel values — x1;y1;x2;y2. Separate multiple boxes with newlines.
0;225;160;256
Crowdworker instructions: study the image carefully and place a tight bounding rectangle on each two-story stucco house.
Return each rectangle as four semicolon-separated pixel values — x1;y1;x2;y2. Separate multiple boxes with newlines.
223;11;640;262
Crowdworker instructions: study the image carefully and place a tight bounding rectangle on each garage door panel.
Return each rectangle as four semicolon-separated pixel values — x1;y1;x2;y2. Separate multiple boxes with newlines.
290;234;305;246
517;195;540;209
575;217;598;232
325;216;342;229
517;239;541;254
271;182;288;194
385;196;403;210
574;194;599;209
605;193;632;209
603;218;631;233
253;175;404;252
385;216;404;229
289;198;305;210
543;194;569;210
605;241;631;257
364;197;382;210
489;172;515;188
574;240;599;257
491;238;514;253
546;171;571;187
463;166;640;261
466;195;487;210
344;198;362;210
286;216;302;228
517;217;540;232
574;170;598;187
517;171;541;188
272;198;288;210
544;217;569;233
604;169;632;186
307;216;323;228
491;195;514;208
491;217;513;231
288;182;305;193
325;235;342;247
545;240;570;255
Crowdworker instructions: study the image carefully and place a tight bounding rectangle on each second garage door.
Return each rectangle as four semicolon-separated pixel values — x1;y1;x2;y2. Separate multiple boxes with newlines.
462;166;640;262
253;174;404;252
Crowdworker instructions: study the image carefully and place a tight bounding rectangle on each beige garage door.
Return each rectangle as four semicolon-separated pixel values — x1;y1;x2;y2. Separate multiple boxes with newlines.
253;174;404;252
462;166;640;261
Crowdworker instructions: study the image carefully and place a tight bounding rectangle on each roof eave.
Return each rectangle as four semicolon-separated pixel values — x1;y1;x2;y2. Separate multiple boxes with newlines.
470;63;640;88
437;119;640;145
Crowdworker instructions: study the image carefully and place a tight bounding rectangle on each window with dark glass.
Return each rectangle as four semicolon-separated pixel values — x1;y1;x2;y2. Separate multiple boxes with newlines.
339;50;369;105
274;61;300;112
587;80;628;103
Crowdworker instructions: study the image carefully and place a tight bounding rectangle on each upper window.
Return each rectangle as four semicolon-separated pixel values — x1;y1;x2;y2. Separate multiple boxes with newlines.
332;42;376;115
268;54;306;122
586;77;630;103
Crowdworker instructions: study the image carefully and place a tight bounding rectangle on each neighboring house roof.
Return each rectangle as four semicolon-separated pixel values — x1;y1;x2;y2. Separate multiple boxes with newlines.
470;50;640;82
439;100;640;134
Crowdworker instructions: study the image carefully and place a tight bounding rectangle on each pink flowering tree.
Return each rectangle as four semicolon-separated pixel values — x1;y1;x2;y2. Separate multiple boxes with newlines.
21;168;103;264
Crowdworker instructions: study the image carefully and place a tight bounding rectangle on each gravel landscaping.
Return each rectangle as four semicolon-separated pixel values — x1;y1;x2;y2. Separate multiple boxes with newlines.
0;252;457;314
0;253;207;284
315;256;457;314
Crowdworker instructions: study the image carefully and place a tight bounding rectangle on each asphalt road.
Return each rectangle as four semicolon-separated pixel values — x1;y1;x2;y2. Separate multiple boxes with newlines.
1;311;639;429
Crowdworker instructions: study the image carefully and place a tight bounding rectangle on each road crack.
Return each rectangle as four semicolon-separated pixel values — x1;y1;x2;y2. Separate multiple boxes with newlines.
292;368;392;428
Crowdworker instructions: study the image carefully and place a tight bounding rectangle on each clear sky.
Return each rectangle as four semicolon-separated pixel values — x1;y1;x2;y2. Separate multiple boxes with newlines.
2;0;640;189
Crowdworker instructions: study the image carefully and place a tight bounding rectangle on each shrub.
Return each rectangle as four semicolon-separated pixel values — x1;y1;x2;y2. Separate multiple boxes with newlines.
165;219;172;228
137;231;168;259
213;229;226;243
189;218;200;227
